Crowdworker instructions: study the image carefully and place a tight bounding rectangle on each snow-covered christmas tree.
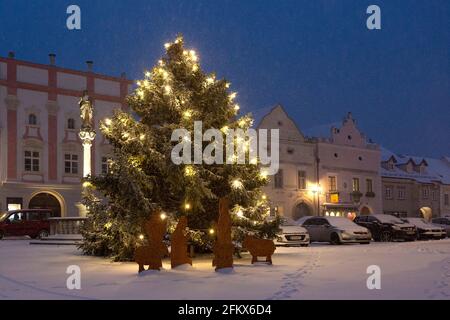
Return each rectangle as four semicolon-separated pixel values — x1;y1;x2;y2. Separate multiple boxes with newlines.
79;36;281;261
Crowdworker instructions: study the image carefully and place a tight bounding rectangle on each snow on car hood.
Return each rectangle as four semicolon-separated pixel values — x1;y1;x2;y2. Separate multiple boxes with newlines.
280;225;308;234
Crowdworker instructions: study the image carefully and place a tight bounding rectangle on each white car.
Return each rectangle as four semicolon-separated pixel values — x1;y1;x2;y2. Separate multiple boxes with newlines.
275;218;310;247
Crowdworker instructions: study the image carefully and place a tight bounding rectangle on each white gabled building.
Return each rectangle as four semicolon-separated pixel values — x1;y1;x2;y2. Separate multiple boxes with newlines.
258;106;382;221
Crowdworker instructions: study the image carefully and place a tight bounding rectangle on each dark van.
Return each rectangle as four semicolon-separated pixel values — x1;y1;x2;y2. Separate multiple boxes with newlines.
0;209;52;239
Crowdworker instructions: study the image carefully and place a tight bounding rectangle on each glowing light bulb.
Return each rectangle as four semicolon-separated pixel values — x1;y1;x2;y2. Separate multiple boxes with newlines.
139;134;145;141
183;110;192;119
234;104;240;111
104;118;112;126
184;165;195;177
221;126;229;134
262;194;267;200
160;213;167;220
82;181;92;188
232;179;243;189
229;92;237;101
164;43;171;49
164;85;172;94
209;229;215;235
206;77;214;85
236;209;244;218
145;71;151;77
139;234;144;240
192;64;198;72
225;83;230;88
185;203;191;210
259;169;269;179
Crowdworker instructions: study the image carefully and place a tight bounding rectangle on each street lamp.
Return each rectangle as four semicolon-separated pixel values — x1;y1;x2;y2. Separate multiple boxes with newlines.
310;184;322;216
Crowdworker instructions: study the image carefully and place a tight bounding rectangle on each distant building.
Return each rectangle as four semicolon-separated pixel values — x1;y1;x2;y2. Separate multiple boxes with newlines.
258;106;382;221
380;148;450;220
0;53;132;216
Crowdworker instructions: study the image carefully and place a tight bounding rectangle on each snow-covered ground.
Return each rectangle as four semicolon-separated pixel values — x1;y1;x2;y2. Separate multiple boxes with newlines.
1;239;449;300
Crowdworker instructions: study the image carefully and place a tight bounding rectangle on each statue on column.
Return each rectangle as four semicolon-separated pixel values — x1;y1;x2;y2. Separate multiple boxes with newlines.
79;90;94;132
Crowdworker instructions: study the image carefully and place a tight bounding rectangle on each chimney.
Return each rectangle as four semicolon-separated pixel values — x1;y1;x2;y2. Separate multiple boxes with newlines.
86;60;93;72
49;53;56;66
120;72;127;79
8;51;15;59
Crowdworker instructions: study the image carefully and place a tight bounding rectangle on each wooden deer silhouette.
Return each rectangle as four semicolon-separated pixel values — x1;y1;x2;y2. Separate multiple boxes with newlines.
212;197;234;271
171;216;192;269
135;212;167;273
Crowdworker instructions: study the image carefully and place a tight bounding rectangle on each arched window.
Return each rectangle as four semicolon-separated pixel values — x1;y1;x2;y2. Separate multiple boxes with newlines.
67;118;75;129
28;114;37;125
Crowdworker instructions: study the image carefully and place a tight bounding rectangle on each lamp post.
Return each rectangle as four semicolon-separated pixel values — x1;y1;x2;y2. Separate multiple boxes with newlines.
311;184;322;216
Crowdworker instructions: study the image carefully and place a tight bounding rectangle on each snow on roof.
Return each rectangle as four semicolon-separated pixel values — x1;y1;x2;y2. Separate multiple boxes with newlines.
381;147;450;184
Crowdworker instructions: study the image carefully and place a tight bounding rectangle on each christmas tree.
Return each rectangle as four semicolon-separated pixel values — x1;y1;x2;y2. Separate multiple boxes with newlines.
79;36;281;261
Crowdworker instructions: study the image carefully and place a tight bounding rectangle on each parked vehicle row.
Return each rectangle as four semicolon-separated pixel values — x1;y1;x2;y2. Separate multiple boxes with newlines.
275;214;450;247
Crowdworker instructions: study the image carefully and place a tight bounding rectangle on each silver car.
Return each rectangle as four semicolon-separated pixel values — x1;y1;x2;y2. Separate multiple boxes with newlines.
431;217;450;237
298;216;371;245
403;218;446;240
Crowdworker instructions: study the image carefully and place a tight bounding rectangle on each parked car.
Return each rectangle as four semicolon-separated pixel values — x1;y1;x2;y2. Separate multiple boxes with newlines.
297;216;371;245
275;218;310;247
431;217;450;237
0;209;52;239
354;214;416;242
402;218;446;240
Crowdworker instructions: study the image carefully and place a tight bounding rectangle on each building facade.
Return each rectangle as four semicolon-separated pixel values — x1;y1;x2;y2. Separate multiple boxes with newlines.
0;53;132;217
380;149;450;220
259;106;382;221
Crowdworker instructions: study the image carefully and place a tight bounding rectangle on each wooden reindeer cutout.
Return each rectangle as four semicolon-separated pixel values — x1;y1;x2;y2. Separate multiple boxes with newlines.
171;216;192;269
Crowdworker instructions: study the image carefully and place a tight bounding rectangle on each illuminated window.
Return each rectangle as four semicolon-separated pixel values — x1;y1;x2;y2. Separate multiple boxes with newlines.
328;176;337;192
352;178;360;192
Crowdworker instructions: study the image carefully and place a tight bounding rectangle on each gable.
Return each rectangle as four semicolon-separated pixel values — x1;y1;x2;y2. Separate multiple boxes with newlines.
258;105;305;142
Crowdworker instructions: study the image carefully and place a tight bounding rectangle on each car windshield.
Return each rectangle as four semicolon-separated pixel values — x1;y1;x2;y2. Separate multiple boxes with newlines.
282;217;298;226
326;217;357;228
375;215;404;224
406;218;430;228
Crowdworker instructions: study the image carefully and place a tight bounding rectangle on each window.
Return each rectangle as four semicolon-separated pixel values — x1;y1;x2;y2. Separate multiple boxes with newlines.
101;156;112;174
445;194;449;206
28;114;37;125
274;170;283;189
352;178;360;192
297;170;306;190
64;154;79;174
366;179;373;193
328;176;337;192
287;148;294;155
24;151;40;172
385;187;393;199
67;118;75;129
422;187;429;199
398;188;406;200
8;212;25;223
431;190;438;201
